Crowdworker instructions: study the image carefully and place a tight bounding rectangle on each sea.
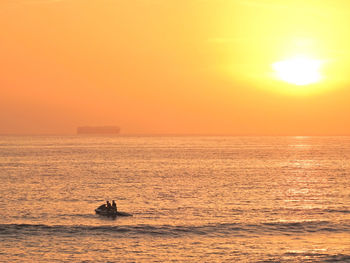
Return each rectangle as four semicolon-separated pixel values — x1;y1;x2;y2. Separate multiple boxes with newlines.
0;136;349;262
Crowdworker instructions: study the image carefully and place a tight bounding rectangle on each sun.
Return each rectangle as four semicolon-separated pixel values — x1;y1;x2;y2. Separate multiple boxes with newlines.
273;56;323;86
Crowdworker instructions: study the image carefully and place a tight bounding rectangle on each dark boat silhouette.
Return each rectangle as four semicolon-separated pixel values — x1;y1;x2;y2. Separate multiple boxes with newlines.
95;204;132;217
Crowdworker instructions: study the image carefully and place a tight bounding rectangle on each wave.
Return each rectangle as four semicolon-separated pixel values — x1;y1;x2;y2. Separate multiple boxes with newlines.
1;220;350;238
258;253;350;263
324;209;350;214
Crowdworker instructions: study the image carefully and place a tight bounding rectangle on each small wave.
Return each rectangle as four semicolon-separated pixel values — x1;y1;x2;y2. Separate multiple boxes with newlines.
1;220;350;238
261;220;349;234
0;224;208;238
324;209;350;214
258;252;350;263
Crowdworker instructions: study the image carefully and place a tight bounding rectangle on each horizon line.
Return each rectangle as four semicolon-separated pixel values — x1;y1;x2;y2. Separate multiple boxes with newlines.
0;133;349;137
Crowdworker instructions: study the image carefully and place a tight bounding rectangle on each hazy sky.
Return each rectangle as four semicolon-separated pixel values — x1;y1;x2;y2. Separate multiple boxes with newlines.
1;0;350;135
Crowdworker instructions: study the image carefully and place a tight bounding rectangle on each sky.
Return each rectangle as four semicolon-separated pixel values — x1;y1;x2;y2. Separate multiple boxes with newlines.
1;0;350;135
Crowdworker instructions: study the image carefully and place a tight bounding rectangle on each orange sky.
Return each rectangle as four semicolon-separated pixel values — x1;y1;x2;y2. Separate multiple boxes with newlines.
1;0;350;135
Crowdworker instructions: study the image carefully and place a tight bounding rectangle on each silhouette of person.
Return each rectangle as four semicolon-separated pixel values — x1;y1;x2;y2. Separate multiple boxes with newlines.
112;200;117;212
106;200;112;210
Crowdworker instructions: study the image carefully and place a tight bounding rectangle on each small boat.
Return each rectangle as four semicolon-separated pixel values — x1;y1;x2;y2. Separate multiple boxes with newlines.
95;204;132;217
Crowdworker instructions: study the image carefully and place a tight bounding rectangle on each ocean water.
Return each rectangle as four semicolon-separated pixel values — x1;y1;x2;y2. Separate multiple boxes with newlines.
0;136;350;262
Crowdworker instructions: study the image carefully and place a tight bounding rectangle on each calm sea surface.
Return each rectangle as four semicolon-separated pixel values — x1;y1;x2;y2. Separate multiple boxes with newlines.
0;136;350;262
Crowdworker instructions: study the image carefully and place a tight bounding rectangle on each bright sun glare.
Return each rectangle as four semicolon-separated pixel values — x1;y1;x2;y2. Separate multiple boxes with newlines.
273;56;323;86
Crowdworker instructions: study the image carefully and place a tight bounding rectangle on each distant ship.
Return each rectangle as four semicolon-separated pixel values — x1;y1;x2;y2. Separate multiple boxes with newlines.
77;126;120;135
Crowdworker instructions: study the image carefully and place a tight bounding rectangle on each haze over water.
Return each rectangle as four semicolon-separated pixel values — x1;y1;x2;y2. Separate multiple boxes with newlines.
1;136;350;262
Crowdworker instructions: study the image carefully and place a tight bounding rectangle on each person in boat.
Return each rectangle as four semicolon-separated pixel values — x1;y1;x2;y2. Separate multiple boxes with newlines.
106;200;112;211
112;200;117;212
